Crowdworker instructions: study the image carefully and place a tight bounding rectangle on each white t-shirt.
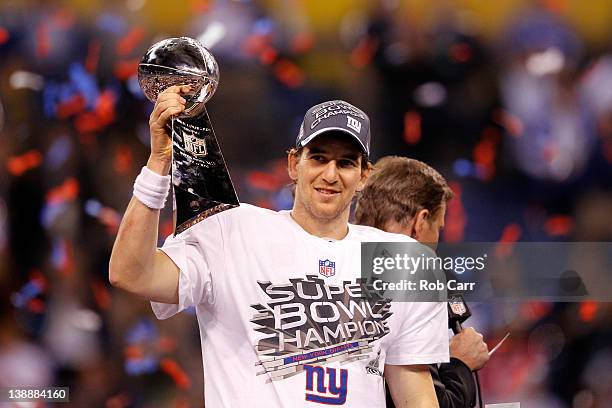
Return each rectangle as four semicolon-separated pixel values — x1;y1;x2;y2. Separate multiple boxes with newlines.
152;204;449;407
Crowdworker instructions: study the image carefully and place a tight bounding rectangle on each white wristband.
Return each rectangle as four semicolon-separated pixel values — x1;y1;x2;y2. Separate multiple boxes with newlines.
133;166;171;209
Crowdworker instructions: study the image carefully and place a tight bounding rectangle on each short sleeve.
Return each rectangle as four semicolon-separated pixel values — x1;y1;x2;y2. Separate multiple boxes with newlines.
150;216;224;319
385;301;449;365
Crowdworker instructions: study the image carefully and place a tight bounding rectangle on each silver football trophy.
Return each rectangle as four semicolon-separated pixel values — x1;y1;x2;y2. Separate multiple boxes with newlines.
138;37;239;234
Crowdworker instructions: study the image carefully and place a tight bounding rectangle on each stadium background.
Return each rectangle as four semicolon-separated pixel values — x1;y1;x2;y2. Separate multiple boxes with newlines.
1;0;611;406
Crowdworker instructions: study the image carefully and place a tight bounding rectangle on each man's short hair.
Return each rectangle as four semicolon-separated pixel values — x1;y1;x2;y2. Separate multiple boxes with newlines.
354;156;453;229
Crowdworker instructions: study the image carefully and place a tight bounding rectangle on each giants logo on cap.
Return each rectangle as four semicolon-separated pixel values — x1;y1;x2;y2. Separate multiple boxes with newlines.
346;116;362;133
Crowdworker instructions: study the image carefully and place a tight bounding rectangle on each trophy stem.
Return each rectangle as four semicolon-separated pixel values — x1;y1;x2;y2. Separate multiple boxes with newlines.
170;108;239;235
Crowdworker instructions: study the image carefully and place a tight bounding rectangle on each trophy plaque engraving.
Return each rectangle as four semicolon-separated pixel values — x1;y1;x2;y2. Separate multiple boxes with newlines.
138;37;239;234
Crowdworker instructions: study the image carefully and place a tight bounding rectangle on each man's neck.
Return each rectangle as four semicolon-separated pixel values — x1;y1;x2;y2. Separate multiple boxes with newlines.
290;206;350;241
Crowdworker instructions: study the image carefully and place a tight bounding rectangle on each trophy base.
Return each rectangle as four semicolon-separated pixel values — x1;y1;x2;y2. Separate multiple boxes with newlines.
174;186;238;235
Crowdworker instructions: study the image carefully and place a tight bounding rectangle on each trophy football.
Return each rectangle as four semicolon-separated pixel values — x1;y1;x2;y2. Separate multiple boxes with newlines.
138;37;239;234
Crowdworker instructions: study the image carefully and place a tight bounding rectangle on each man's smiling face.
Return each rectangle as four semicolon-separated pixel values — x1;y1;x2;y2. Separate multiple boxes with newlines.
288;132;368;223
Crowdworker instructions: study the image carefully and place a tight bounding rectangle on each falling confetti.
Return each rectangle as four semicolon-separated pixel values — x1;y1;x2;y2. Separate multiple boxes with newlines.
544;215;574;237
116;27;145;57
403;110;421;145
495;223;522;259
273;59;304;88
442;181;466;243
7;150;43;176
0;26;9;45
160;359;191;389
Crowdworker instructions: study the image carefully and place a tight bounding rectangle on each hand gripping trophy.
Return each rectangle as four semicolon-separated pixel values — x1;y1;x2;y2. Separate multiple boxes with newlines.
138;37;239;234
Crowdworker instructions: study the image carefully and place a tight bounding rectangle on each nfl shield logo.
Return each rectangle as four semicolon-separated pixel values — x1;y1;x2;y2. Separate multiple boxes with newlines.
449;299;467;316
319;259;335;277
183;133;208;157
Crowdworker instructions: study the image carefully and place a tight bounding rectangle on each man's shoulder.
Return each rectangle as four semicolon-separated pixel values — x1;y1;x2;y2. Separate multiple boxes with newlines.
211;203;286;225
224;203;280;217
349;224;417;243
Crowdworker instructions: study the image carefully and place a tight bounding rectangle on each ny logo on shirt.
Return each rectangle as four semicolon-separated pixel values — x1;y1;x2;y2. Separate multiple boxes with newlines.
304;365;348;405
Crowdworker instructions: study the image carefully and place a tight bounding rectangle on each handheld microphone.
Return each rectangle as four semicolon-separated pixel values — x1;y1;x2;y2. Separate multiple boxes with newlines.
447;294;471;334
447;294;483;407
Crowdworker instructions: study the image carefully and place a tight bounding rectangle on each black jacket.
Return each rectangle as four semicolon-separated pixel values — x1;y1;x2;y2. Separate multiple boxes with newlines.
386;358;476;407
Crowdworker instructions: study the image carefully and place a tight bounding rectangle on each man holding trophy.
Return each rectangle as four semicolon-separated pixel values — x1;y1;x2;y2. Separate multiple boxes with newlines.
109;37;449;407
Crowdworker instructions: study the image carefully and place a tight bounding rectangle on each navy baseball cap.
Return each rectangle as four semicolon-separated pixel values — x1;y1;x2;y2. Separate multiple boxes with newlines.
296;100;370;156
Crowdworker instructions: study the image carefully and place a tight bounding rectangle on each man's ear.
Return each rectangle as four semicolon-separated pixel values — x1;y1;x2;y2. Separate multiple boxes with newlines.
287;151;299;181
413;209;430;240
356;163;372;192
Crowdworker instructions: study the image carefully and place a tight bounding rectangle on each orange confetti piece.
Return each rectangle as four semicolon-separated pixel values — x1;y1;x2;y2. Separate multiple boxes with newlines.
46;178;79;204
543;0;568;14
156;336;177;353
52;9;76;30
114;145;133;175
403;111;421;144
273;59;304;88
56;93;86;118
495;223;521;259
29;269;48;292
449;43;472;63
579;301;597;322
472;140;496;181
28;298;45;313
124;345;144;360
242;34;270;57
75;90;117;133
92;280;111;310
160;219;174;239
160;359;191;389
86;40;102;73
189;0;212;13
114;59;140;81
100;207;121;234
291;32;315;54
259;46;278;65
106;393;131;408
349;37;378;69
59;239;75;276
247;171;283;191
36;22;50;58
544;215;574;237
0;27;9;45
493;109;523;138
116;27;145;57
520;301;552;321
442;181;466;243
7;150;43;176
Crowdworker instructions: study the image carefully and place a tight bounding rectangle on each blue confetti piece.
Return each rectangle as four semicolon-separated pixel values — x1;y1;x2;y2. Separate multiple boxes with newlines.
126;318;158;344
453;159;474;178
85;199;103;217
11;279;44;308
253;18;275;36
69;63;99;110
97;13;128;35
41;202;68;229
51;239;67;269
45;135;72;170
125;356;159;375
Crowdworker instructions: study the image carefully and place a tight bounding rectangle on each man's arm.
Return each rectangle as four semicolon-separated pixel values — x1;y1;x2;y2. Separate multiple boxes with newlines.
432;327;489;407
430;361;476;408
385;364;440;408
108;85;190;303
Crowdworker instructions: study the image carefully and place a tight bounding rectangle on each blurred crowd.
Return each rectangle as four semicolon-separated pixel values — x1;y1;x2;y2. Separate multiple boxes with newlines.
0;0;611;407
